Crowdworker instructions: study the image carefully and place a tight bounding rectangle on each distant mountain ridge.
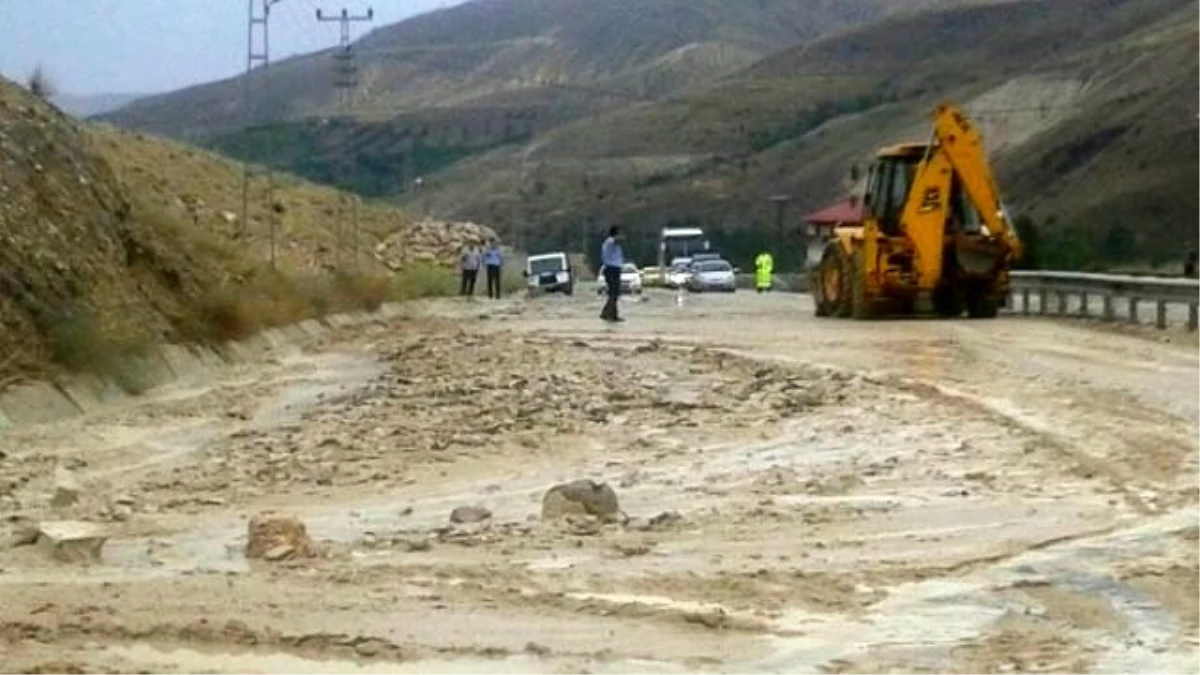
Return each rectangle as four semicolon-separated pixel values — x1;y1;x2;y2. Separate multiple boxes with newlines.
94;0;911;140
51;92;147;118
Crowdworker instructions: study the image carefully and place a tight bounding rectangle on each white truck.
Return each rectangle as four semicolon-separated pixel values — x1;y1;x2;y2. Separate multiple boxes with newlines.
523;252;575;295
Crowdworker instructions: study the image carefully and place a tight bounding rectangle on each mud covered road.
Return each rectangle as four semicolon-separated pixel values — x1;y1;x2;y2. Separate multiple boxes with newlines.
1;290;1196;674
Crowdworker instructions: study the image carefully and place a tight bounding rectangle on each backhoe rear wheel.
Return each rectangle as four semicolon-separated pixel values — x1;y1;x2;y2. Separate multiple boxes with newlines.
965;289;1000;319
933;284;964;318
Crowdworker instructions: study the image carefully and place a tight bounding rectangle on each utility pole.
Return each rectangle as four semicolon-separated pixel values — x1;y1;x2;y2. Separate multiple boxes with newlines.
316;7;373;111
316;6;373;271
242;0;284;269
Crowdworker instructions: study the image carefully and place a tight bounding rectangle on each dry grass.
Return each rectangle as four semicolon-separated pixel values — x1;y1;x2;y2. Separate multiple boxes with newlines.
184;263;458;343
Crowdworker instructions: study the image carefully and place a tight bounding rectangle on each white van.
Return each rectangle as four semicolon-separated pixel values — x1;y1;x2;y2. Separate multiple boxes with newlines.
524;252;575;295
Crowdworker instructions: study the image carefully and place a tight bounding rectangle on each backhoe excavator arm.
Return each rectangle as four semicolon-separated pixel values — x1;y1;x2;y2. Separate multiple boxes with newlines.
898;103;1022;290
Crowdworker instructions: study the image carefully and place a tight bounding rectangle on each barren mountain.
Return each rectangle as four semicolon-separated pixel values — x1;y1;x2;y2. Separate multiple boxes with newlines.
95;0;909;141
409;0;1198;269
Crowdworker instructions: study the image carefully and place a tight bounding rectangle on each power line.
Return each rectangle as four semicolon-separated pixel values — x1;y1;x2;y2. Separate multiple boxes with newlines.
242;0;285;270
315;6;375;113
314;6;374;271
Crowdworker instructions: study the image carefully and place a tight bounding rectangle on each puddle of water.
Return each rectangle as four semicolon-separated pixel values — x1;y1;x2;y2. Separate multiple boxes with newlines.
105;643;690;674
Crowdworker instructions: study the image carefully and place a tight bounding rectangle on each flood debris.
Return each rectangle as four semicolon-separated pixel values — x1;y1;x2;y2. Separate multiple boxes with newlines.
50;467;81;508
36;520;108;563
449;505;493;524
542;479;623;523
245;513;317;561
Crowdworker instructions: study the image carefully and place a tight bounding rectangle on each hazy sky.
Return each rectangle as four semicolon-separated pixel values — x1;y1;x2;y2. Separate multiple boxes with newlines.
0;0;464;96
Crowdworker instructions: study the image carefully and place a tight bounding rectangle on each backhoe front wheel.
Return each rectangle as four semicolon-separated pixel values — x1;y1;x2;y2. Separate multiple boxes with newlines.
849;249;875;320
814;244;849;317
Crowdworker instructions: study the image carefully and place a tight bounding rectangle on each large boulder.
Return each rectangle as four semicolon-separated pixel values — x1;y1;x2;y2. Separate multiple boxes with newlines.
542;480;622;523
245;513;317;562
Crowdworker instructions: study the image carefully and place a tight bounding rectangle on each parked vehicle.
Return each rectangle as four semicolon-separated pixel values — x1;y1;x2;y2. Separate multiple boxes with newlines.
664;259;693;289
524;252;574;295
689;252;723;266
813;102;1021;319
687;259;737;293
596;262;643;295
656;227;709;285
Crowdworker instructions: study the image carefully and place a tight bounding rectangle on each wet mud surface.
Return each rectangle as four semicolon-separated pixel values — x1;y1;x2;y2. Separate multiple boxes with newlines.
1;291;1196;673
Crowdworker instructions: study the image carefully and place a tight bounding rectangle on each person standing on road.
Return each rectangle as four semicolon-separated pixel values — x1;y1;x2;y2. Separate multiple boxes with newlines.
483;240;504;299
459;244;481;297
755;251;774;293
600;226;626;323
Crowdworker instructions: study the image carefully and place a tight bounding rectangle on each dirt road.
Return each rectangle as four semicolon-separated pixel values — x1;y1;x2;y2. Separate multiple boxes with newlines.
1;290;1196;674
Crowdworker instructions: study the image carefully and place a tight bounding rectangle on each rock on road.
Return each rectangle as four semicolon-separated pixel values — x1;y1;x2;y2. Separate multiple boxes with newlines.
0;289;1195;674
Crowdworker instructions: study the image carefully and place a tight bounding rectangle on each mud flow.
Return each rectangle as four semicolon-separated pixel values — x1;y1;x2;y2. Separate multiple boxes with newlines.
2;292;1197;674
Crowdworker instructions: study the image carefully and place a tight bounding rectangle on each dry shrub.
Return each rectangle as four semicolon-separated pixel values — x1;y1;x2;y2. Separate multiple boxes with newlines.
45;308;156;393
330;271;390;312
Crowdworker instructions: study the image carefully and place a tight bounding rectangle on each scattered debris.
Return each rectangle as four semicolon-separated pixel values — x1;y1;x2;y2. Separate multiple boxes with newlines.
245;513;317;561
542;480;622;523
449;505;493;524
36;521;108;564
646;511;684;530
50;468;81;508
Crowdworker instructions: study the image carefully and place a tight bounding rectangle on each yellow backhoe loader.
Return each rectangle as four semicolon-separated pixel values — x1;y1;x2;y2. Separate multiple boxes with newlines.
814;103;1022;319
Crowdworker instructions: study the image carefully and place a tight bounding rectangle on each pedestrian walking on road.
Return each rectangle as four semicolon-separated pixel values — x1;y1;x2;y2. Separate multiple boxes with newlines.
483;239;504;299
459;244;481;297
600;226;626;323
754;251;774;293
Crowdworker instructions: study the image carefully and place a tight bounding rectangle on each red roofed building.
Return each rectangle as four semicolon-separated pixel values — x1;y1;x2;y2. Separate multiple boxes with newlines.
800;198;864;270
804;198;864;228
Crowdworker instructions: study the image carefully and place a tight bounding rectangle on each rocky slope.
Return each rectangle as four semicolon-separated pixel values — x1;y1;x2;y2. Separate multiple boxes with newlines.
0;76;226;376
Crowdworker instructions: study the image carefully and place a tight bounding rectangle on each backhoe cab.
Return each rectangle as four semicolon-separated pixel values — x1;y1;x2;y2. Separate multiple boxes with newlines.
814;103;1022;320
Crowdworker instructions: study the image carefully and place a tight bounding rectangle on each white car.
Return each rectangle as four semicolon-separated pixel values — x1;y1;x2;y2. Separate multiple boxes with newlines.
687;259;737;293
664;260;693;289
596;263;643;295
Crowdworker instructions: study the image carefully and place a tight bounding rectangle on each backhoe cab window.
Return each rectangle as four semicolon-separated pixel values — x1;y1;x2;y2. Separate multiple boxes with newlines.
869;158;917;235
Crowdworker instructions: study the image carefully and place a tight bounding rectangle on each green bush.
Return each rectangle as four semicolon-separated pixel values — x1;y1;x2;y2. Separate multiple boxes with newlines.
390;262;458;300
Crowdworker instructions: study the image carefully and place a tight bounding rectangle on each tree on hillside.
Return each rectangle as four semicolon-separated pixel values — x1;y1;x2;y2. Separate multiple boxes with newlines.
1012;215;1041;269
27;64;55;101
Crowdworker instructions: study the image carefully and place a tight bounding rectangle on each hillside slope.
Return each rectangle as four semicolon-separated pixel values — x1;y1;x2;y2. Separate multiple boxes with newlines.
0;76;487;383
0;76;239;376
95;0;910;141
410;0;1197;269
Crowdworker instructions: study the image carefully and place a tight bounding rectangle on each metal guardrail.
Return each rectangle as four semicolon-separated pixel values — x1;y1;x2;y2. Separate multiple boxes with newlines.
1008;271;1199;331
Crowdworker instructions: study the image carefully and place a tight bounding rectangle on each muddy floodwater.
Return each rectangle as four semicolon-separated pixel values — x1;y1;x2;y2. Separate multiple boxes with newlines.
2;291;1196;674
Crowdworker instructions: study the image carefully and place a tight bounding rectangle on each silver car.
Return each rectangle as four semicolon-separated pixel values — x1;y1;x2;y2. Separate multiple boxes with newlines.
687;259;737;293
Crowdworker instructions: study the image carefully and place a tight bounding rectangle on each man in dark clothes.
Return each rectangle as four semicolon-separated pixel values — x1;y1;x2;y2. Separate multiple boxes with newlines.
482;240;504;299
600;226;626;323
